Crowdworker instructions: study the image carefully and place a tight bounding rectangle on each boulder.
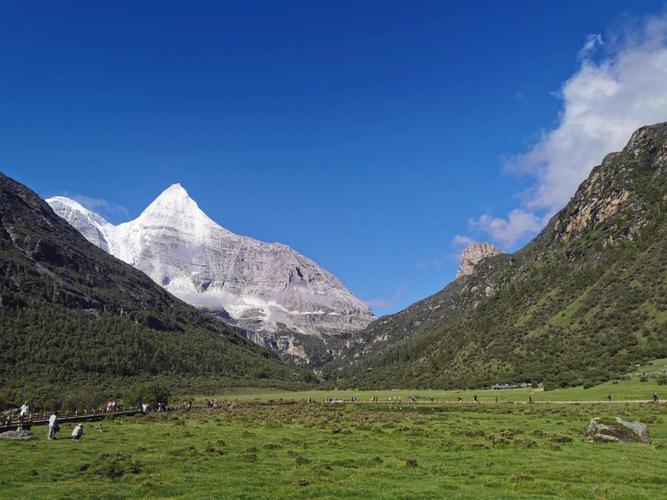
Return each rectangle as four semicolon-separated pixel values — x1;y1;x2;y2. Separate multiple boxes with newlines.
0;426;32;439
585;417;651;444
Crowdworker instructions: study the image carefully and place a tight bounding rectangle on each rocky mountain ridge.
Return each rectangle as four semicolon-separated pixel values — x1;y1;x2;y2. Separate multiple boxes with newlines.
48;184;374;364
332;123;667;389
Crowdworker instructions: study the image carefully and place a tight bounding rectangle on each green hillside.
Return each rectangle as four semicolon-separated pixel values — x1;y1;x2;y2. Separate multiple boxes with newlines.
0;173;308;391
335;123;667;390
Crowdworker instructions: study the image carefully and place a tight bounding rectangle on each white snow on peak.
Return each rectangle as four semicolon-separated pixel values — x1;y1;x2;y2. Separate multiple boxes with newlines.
47;184;374;339
46;196;111;250
138;184;218;226
47;195;87;213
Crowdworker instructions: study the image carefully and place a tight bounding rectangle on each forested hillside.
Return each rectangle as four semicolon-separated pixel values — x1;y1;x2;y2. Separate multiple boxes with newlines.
0;173;308;389
335;123;667;390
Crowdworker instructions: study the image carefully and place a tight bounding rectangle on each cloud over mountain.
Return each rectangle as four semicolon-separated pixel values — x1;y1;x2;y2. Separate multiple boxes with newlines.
467;14;667;249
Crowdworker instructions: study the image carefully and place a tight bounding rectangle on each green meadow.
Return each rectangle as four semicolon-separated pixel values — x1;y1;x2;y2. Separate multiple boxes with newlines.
207;360;666;404
1;373;666;499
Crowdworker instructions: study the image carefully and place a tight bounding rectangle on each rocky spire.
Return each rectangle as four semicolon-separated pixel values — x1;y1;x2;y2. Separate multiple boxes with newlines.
456;242;503;278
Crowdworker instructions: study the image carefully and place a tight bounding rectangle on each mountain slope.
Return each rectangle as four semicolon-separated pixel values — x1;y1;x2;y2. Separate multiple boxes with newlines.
47;184;374;364
337;123;667;390
0;173;306;387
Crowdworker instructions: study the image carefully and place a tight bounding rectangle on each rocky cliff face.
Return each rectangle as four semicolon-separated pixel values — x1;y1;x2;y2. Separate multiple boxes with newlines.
456;243;504;278
335;123;667;389
48;184;374;363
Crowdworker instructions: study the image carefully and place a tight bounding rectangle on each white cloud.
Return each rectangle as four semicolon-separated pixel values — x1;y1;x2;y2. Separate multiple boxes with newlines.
468;209;541;249
467;15;667;249
65;193;128;218
577;33;603;61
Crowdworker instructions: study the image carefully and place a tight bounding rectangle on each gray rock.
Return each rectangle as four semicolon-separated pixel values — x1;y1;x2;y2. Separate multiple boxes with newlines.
456;243;504;278
585;417;651;444
0;426;32;439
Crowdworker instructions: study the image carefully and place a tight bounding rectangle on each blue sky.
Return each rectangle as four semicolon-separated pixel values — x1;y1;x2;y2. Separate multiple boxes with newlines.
2;1;667;314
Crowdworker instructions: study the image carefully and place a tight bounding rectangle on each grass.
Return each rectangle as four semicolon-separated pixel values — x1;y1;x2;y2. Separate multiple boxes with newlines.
200;374;665;404
1;397;665;498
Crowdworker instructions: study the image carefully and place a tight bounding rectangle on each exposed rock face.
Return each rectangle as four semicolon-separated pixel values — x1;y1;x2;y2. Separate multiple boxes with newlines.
48;185;374;361
585;417;651;444
456;243;504;278
553;124;667;244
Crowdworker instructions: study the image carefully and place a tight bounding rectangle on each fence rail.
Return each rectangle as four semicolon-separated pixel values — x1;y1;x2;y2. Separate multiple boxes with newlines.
0;399;299;432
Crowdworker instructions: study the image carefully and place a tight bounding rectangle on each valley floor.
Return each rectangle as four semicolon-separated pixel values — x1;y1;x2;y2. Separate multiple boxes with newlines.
0;393;665;498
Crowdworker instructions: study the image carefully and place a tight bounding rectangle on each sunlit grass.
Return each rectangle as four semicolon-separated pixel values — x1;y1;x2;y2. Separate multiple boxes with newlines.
1;396;665;498
202;374;664;404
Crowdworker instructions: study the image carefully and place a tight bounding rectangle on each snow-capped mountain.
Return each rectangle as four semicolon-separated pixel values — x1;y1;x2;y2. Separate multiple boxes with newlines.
47;184;374;361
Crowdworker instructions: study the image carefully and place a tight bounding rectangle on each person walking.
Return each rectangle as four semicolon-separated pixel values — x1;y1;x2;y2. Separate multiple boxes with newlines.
607;394;612;402
653;393;659;403
48;413;59;440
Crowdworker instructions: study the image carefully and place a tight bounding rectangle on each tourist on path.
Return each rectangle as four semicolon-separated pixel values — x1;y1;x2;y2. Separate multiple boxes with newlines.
19;402;30;418
48;413;59;440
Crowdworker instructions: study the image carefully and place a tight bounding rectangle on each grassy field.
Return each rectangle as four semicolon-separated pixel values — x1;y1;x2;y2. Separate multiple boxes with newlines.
204;373;665;405
2;363;666;498
1;397;665;498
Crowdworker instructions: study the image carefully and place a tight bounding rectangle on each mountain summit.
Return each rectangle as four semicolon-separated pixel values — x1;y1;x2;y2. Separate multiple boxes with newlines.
48;184;374;363
137;183;218;228
456;243;504;278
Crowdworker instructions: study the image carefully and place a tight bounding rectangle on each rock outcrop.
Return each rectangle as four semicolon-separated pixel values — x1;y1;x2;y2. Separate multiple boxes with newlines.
0;427;32;439
584;417;651;444
456;243;504;278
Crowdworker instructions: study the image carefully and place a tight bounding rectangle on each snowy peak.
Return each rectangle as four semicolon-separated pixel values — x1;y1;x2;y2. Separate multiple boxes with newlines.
139;184;211;222
46;196;110;226
144;183;193;211
46;196;111;251
47;184;375;359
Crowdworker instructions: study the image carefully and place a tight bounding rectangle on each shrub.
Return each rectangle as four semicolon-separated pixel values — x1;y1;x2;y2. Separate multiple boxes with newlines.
124;381;171;407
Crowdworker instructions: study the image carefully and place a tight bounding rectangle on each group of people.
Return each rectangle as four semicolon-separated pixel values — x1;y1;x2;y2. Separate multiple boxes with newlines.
46;413;84;441
6;390;663;442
